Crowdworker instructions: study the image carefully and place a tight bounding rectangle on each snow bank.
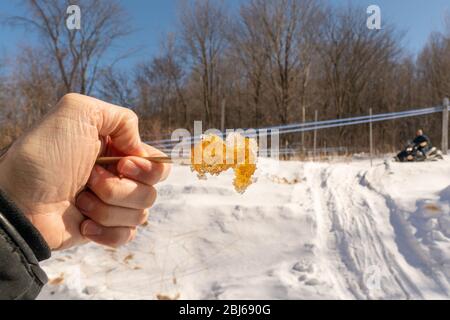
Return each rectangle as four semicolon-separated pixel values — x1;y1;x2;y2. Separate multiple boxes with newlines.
38;156;450;300
441;186;450;203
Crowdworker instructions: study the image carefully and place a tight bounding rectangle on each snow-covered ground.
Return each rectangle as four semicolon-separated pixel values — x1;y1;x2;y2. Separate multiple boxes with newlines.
38;156;450;300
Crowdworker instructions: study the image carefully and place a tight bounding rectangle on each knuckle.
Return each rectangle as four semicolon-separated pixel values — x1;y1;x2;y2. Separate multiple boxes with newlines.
125;108;139;124
98;181;116;203
58;93;94;114
97;208;113;227
59;93;82;105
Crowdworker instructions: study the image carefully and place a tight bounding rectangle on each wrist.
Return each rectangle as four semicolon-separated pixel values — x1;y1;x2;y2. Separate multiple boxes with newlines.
0;188;51;261
0;147;31;220
0;150;51;257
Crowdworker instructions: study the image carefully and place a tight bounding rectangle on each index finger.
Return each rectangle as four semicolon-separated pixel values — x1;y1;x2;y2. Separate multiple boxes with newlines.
141;143;171;182
117;143;171;185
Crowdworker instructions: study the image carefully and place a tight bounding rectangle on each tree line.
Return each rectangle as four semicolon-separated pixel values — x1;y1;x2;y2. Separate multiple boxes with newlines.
1;0;450;155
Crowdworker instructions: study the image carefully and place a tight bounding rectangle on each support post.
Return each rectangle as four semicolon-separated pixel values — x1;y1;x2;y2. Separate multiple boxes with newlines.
369;108;373;167
302;106;306;153
443;97;449;155
313;110;318;161
220;99;226;134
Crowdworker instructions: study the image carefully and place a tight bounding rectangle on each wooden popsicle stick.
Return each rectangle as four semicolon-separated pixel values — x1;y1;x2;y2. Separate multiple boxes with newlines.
95;156;174;166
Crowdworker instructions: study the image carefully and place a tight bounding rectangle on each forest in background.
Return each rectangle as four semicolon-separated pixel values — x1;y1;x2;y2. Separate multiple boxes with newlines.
1;0;450;155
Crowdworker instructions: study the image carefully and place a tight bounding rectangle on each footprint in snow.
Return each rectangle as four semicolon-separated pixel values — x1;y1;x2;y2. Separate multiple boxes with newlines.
292;260;314;274
304;279;321;286
298;274;321;286
293;261;322;286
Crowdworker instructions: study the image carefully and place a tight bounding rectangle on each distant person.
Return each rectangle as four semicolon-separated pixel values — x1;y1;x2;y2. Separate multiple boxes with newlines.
0;94;171;299
413;129;432;156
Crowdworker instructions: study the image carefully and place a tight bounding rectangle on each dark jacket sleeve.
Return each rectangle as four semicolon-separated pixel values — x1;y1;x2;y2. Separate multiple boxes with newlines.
413;135;432;147
0;189;51;300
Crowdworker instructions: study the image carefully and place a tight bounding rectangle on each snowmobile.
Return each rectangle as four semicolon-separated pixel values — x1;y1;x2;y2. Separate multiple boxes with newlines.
394;141;444;162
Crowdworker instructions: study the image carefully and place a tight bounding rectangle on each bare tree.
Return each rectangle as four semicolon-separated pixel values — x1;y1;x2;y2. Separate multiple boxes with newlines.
315;4;401;146
230;0;322;149
414;21;450;148
417;33;450;104
158;34;190;127
8;0;132;95
11;46;60;124
2;0;448;155
0;47;60;147
179;0;228;127
229;3;268;128
98;67;136;109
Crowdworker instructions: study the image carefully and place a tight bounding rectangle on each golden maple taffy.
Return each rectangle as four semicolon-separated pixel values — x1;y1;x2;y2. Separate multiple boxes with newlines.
190;134;231;178
191;133;258;193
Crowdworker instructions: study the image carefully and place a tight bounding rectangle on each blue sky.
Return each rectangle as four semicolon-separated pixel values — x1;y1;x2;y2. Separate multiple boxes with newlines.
0;0;449;70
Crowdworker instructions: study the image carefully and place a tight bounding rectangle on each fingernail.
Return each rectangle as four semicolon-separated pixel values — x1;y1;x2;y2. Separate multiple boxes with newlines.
82;221;102;236
121;160;141;177
76;193;95;212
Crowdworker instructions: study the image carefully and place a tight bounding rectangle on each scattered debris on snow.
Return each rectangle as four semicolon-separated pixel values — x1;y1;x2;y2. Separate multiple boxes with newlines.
38;156;450;300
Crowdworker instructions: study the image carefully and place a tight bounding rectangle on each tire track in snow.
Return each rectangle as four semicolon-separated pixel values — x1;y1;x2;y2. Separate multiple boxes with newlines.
359;169;450;297
349;170;424;298
303;164;356;299
306;163;426;299
355;187;423;299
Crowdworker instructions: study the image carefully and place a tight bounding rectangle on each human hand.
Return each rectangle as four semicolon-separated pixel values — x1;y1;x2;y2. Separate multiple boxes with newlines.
0;94;170;250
